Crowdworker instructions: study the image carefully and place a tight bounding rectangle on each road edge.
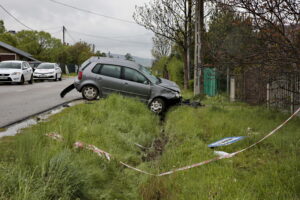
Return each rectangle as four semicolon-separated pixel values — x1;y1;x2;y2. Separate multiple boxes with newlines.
0;98;82;129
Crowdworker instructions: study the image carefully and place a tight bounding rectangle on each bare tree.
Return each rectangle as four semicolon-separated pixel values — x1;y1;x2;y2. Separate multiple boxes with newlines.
215;0;300;68
134;0;195;89
151;34;172;60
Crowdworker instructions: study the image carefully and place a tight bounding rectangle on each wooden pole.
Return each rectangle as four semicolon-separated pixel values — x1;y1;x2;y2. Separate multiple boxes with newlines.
194;0;204;95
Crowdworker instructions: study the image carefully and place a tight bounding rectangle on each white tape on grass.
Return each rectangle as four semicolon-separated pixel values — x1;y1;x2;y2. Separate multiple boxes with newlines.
46;107;300;176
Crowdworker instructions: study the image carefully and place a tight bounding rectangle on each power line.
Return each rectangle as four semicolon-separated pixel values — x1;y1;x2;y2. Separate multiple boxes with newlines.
0;4;34;30
111;33;152;39
49;29;62;35
64;28;77;43
68;29;152;45
49;0;137;25
41;26;62;31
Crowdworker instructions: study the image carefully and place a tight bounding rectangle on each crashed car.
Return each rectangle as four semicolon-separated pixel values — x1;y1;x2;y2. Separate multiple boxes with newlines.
73;57;181;113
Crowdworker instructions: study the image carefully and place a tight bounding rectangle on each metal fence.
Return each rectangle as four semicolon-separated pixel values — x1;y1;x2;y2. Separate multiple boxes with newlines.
268;72;300;113
232;68;300;113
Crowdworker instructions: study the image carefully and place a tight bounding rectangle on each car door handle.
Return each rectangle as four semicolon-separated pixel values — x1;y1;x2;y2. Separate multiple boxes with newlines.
97;77;102;80
124;82;128;85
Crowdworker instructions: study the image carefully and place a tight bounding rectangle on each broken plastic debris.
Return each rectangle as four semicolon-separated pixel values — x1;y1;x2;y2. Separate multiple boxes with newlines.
214;151;230;157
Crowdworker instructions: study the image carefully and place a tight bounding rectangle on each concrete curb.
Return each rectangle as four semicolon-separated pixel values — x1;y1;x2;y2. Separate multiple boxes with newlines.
0;98;82;129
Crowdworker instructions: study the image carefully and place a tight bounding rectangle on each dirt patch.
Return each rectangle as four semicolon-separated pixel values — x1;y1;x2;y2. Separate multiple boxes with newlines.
142;132;168;162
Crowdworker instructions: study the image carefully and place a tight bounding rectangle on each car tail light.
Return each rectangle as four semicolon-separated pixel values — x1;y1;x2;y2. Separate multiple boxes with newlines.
78;71;83;80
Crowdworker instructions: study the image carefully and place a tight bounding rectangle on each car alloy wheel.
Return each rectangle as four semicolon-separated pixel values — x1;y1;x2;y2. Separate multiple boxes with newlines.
82;86;98;100
150;98;165;114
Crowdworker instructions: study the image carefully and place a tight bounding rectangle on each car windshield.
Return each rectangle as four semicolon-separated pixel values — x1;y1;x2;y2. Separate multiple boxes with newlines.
139;65;160;84
0;62;21;69
37;64;54;69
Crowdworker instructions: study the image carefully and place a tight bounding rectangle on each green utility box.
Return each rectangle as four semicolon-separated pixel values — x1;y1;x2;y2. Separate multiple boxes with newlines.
204;68;218;96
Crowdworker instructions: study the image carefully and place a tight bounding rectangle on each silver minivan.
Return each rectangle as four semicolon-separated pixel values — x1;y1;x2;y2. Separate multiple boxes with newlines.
74;57;181;113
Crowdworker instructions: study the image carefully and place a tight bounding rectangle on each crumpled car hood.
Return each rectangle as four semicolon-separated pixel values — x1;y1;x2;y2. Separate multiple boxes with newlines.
158;78;181;93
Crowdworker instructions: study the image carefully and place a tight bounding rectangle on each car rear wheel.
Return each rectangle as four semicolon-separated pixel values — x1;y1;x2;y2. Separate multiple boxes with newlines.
82;85;99;100
150;98;165;114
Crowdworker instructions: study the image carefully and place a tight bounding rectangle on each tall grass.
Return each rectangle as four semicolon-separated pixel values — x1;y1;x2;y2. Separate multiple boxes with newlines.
0;95;299;199
0;95;160;199
140;97;300;200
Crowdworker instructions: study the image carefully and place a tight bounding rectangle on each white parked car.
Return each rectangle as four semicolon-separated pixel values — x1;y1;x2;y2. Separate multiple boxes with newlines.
0;60;33;84
33;63;62;81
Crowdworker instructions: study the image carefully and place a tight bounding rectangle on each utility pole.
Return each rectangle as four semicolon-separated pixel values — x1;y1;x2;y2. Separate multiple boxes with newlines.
62;26;66;45
194;0;204;95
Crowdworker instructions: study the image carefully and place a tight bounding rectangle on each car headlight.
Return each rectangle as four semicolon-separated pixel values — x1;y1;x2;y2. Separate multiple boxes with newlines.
175;92;181;98
11;72;21;76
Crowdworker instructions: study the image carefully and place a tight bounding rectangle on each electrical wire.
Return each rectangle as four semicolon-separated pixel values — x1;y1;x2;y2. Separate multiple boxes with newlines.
68;29;152;45
0;4;34;30
64;28;77;43
49;0;137;25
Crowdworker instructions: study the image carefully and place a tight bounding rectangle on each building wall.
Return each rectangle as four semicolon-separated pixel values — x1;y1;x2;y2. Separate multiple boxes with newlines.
0;46;31;61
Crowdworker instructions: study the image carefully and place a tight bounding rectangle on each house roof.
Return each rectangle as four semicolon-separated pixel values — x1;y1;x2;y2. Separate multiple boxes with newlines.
0;41;38;61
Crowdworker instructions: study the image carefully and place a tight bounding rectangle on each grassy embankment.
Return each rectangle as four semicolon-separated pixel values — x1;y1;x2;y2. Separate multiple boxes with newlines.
0;94;299;199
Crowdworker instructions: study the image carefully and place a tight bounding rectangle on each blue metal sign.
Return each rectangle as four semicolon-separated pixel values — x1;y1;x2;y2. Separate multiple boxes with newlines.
208;136;245;148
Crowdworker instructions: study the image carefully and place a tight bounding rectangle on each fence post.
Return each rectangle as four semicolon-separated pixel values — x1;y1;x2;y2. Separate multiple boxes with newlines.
267;83;270;109
230;77;235;102
227;67;230;95
290;75;295;114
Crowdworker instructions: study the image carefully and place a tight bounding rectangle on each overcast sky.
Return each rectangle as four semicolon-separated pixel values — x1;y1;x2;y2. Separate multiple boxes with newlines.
0;0;154;59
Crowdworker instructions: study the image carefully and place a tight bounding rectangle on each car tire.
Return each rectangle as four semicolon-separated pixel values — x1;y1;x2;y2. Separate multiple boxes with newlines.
150;98;165;114
54;74;58;81
82;85;99;101
28;75;33;84
59;74;62;81
19;75;25;85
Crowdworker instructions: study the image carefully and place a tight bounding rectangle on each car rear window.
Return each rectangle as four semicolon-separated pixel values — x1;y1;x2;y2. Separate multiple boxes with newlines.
100;64;121;79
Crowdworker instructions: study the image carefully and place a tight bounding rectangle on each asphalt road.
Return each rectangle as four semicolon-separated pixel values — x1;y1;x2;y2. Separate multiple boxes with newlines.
0;78;82;127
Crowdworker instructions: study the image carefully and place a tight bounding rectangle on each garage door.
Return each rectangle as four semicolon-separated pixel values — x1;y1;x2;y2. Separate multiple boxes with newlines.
0;54;16;61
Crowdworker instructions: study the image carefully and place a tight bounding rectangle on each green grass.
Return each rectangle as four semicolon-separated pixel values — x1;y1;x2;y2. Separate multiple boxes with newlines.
63;73;78;78
0;95;160;200
0;95;299;199
140;97;300;200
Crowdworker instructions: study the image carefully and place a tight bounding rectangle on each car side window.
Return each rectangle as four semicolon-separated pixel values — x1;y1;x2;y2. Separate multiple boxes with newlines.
124;67;148;84
100;64;121;79
92;64;102;74
22;63;27;70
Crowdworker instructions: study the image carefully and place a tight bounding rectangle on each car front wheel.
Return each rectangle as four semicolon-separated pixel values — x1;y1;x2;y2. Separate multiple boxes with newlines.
28;75;33;84
150;98;165;114
82;85;99;100
19;75;25;85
